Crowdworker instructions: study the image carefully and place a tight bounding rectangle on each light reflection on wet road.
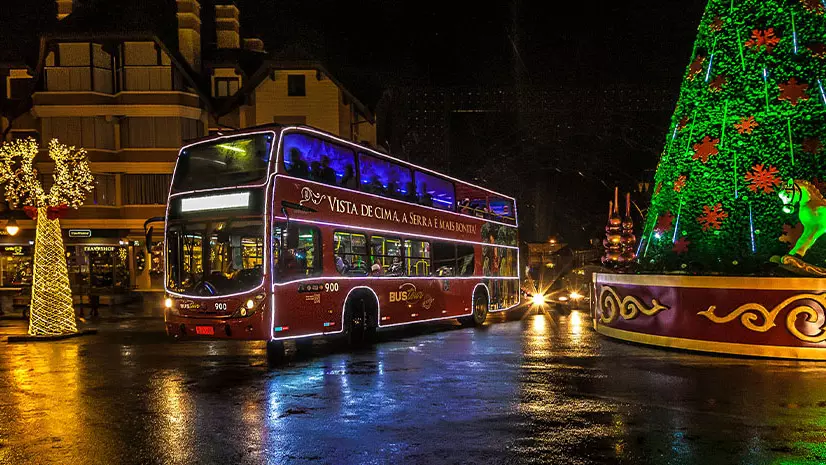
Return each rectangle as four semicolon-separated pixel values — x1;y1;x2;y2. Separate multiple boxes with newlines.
3;308;826;464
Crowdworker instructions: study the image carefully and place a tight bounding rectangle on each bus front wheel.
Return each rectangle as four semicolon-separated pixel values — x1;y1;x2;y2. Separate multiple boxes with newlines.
461;291;489;327
266;340;285;366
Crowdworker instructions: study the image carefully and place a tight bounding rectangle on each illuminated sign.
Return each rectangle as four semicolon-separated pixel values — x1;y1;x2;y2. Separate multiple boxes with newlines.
84;246;115;252
68;229;92;238
3;246;24;256
180;192;250;213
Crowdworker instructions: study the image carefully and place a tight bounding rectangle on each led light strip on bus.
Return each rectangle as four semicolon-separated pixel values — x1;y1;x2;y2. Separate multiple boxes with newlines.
180;192;251;213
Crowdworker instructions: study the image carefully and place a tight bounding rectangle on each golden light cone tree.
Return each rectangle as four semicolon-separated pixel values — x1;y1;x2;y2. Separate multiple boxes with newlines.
0;139;94;336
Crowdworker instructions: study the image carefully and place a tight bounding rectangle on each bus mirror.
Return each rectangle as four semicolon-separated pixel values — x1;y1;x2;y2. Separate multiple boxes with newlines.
145;227;153;254
286;226;299;249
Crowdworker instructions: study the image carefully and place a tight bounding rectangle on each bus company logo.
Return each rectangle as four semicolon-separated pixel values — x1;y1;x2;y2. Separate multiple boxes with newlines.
389;283;434;309
179;301;201;310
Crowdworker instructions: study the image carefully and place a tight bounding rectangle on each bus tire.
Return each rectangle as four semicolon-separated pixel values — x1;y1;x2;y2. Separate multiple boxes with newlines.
461;290;489;327
344;291;377;347
266;340;285;366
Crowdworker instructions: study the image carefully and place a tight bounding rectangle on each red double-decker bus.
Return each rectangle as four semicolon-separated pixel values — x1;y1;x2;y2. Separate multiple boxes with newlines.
162;125;520;362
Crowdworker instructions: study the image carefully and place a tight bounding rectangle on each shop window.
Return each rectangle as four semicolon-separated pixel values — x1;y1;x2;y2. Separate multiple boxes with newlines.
0;246;33;286
287;75;306;96
214;77;240;97
404;239;431;276
358;153;413;201
282;133;357;188
333;231;369;275
413;170;455;211
122;174;172;205
273;225;320;280
370;235;402;276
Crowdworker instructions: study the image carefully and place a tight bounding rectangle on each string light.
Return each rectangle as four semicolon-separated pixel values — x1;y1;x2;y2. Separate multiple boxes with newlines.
0;138;95;336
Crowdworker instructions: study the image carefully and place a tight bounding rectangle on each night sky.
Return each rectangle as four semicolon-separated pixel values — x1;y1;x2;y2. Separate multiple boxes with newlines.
2;0;710;244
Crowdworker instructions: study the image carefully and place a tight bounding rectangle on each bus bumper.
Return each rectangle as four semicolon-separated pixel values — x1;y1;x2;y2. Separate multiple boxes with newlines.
165;310;270;341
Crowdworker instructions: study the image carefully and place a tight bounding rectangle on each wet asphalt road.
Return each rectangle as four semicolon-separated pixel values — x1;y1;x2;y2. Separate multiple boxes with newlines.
3;306;826;465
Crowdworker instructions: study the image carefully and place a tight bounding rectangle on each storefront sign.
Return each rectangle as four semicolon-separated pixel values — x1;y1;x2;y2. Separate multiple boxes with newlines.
84;246;116;252
3;246;25;256
69;229;92;238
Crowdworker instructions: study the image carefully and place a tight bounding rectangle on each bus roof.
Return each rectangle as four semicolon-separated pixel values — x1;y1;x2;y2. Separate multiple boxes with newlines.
181;124;516;202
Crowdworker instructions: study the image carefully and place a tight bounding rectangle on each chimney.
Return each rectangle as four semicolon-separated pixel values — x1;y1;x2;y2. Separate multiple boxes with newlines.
243;38;265;53
56;0;72;20
215;3;240;49
176;0;202;69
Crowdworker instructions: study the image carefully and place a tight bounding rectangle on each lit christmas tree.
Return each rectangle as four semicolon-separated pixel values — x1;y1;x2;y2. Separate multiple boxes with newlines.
0;139;94;336
641;0;826;274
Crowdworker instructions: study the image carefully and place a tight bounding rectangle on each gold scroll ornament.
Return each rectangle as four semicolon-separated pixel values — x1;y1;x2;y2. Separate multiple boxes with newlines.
599;285;669;324
698;293;826;343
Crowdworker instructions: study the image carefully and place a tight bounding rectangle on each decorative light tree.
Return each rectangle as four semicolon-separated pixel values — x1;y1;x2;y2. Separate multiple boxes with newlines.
0;139;94;336
641;0;826;274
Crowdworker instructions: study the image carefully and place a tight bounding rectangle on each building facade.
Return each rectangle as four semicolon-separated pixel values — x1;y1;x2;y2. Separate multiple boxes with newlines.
0;0;375;298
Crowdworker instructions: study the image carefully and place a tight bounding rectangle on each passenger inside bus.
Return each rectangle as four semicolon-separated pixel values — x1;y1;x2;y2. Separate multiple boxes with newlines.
341;164;357;189
288;148;309;178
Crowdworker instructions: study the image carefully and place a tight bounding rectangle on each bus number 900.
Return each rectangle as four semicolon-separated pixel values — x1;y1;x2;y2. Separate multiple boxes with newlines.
324;283;339;292
215;302;227;311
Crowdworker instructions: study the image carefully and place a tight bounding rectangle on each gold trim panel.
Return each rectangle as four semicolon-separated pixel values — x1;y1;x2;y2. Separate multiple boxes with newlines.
594;273;826;291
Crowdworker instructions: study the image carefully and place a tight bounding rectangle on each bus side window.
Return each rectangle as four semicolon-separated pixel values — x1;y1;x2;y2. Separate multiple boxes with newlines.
278;225;320;280
334;231;369;276
457;244;475;276
404;239;431;277
432;242;455;277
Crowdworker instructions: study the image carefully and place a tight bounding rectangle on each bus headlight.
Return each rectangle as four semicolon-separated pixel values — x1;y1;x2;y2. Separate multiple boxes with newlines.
164;298;173;309
246;299;255;309
236;299;259;318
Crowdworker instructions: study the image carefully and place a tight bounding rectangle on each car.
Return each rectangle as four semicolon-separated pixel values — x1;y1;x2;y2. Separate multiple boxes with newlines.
543;265;608;315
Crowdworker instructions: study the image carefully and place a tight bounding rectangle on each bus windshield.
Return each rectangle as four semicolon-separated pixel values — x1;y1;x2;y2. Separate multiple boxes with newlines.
166;218;265;296
172;133;273;191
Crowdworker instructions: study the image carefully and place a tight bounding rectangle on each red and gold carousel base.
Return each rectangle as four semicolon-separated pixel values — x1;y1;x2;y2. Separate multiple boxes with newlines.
592;273;826;360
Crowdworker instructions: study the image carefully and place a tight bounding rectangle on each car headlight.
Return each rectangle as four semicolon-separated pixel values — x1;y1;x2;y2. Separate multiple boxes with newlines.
558;295;569;302
569;291;583;300
531;293;545;306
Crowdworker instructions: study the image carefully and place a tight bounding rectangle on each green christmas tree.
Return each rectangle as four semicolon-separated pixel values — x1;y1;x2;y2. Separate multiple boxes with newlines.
641;0;826;274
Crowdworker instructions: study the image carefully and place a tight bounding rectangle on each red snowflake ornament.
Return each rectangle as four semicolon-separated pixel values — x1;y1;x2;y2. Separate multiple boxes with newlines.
692;136;720;163
809;43;826;59
780;223;804;247
803;137;823;154
800;0;825;14
674;175;687;193
709;75;727;92
697;203;728;232
778;78;810;106
677;115;690;131
745;28;780;53
655;212;674;233
734;116;758;134
687;56;705;81
673;237;691;254
745;164;782;194
709;15;724;32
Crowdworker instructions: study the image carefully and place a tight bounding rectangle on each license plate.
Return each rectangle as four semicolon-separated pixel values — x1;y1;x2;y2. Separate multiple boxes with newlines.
195;326;214;335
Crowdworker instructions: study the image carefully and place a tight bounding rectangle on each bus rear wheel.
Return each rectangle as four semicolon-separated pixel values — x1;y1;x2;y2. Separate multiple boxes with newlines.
461;291;489;327
345;293;377;347
266;340;285;366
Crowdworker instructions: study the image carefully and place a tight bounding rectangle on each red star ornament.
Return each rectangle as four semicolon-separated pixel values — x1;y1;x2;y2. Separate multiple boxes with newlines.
803;137;823;154
677;116;690;131
709;16;724;32
692;136;720;163
673;237;690;254
778;78;810;106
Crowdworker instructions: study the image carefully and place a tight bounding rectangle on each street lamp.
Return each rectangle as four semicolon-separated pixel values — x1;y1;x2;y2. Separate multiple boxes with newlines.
5;217;19;236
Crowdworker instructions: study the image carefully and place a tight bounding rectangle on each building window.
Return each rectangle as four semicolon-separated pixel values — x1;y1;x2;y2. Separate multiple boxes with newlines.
287;75;306;96
89;174;117;206
214;77;239;97
122;174;172;205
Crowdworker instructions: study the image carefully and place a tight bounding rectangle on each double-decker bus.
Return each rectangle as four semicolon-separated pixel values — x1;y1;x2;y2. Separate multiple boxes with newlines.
162;125;520;362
